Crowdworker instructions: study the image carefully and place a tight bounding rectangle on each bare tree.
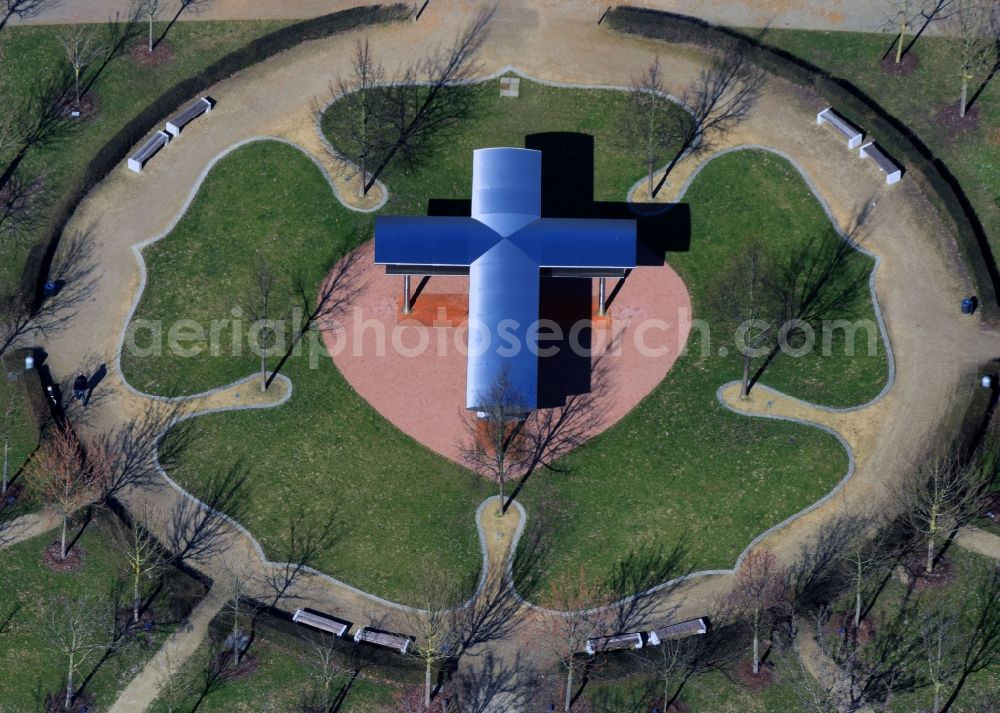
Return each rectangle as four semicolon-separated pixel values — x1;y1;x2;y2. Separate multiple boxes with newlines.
138;0;164;52
47;593;109;710
945;0;999;117
544;567;611;712
883;0;934;64
359;7;494;194
0;0;60;34
113;509;164;625
54;24;105;109
620;57;675;196
245;258;281;393
0;386;18;496
461;369;532;516
724;549;786;675
24;426;112;559
839;526;893;631
920;605;962;713
322;38;388;198
902;447;993;575
408;579;462;709
220;556;255;667
651;46;763;195
709;239;782;398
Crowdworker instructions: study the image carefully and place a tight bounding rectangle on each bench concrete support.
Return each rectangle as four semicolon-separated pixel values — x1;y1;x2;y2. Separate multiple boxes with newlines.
817;107;863;149
859;141;902;185
128;131;171;173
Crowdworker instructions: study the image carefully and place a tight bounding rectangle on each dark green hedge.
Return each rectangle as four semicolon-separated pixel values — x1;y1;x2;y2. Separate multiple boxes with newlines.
34;3;410;305
607;6;1000;321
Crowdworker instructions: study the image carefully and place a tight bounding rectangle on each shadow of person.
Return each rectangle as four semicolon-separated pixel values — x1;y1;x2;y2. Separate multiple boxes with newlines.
84;363;107;406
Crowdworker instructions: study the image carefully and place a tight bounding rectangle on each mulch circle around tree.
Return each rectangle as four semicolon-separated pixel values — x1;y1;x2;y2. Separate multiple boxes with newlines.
218;651;259;681
130;40;174;68
908;557;956;592
735;658;776;691
57;93;96;119
934;102;981;134
654;699;690;713
44;690;93;713
880;52;919;76
41;541;84;573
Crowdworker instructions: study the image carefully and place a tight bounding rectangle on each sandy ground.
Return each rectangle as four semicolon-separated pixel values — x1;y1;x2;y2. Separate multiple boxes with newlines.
323;241;692;463
15;0;1000;708
10;0;932;33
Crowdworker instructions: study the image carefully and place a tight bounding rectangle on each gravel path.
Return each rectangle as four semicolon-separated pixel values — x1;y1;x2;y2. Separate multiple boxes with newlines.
24;1;1000;708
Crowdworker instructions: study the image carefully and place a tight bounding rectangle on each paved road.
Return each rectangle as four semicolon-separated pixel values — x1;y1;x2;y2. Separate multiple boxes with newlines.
12;0;901;32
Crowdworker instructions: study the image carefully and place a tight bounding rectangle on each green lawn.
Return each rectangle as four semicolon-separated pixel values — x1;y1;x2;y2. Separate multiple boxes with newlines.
149;635;395;713
757;30;1000;260
0;511;204;711
0;20;293;298
0;354;40;511
122;81;887;603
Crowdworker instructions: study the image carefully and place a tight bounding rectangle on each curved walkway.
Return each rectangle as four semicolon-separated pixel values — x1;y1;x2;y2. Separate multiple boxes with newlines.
30;1;1000;708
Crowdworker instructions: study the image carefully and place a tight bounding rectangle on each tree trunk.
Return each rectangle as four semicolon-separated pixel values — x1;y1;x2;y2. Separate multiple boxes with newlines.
854;579;862;630
647;158;654;197
260;350;267;393
564;661;574;711
134;575;141;624
960;77;969;118
61;516;68;560
740;355;751;399
927;534;935;575
359;163;368;198
933;682;941;713
148;15;154;52
499;476;505;516
896;23;906;64
74;68;81;107
752;629;760;674
425;659;432;708
2;439;8;496
65;653;74;710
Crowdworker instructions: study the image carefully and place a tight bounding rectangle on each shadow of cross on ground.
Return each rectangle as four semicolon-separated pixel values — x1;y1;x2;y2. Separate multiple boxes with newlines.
426;131;691;409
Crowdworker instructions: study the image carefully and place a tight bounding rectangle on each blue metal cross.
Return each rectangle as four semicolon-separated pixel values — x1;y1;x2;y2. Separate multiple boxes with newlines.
375;147;636;412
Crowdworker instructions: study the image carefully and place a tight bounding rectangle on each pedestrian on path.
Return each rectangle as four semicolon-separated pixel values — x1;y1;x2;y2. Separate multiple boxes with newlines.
73;374;88;402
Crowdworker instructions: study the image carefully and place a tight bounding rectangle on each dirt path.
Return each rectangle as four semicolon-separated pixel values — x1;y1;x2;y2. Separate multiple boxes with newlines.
0;507;60;550
106;588;226;713
11;0;908;33
955;525;1000;561
25;1;1000;708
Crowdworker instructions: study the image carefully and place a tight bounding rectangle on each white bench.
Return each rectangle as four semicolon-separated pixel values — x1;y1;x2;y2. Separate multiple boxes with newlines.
585;632;643;656
292;609;349;637
166;97;213;137
816;108;863;149
647;617;708;646
859;142;902;185
128;130;171;173
353;627;411;654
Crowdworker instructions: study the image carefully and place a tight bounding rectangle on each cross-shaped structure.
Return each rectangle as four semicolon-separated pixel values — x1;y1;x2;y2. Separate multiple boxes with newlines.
374;147;636;412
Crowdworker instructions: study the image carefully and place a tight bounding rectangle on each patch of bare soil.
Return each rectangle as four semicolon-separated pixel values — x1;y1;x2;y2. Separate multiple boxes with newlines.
934;103;981;135
735;658;776;691
44;690;93;713
881;52;919;76
218;651;258;681
42;541;84;573
906;557;956;592
130;40;174;68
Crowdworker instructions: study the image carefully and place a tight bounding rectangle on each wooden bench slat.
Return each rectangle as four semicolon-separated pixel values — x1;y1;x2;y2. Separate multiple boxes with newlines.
166;97;213;137
353;627;411;654
859;141;902;185
292;609;349;637
648;617;709;646
817;107;863;149
585;632;643;656
128;131;171;173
